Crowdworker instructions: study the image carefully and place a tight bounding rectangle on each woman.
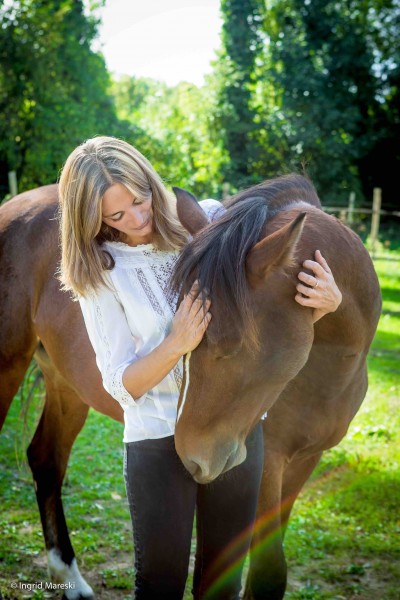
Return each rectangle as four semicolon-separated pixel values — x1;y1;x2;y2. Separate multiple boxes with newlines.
58;136;342;599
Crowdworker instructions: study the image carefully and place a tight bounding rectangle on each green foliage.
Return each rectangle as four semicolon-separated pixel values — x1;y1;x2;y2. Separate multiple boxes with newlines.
215;0;267;189
111;75;228;198
0;0;140;191
261;0;400;204
1;0;400;210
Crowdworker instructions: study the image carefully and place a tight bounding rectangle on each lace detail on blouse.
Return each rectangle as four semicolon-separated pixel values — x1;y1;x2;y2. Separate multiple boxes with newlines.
92;293;137;406
93;296;112;375
136;268;165;317
142;247;179;313
110;364;138;407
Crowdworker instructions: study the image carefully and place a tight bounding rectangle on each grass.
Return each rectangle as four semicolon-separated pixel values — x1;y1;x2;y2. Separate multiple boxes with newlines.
0;249;399;599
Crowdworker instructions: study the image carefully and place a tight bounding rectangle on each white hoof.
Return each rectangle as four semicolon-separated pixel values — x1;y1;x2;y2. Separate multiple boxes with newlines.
48;549;94;599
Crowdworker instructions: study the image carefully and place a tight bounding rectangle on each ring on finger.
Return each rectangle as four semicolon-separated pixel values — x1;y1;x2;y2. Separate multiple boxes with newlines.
314;279;319;289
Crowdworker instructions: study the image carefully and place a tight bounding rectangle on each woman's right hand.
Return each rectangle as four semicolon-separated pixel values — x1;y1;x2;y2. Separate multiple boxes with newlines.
168;281;212;355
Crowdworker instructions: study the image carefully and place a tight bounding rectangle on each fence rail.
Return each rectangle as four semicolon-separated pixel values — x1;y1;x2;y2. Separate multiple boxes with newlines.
323;207;400;217
320;187;400;257
4;176;400;258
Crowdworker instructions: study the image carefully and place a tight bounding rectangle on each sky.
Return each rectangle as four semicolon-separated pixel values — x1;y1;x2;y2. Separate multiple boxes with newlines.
96;0;223;87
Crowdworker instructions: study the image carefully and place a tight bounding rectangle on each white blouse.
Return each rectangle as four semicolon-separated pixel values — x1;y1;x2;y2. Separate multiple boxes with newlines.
79;199;224;443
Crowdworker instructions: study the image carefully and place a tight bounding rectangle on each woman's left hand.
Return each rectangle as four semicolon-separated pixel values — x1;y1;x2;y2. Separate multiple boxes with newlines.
295;250;342;323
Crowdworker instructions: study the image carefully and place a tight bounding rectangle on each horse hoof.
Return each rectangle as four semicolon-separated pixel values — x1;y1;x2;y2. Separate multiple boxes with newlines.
48;551;95;600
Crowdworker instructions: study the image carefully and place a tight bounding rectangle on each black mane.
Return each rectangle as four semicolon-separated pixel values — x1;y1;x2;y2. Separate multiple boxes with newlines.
169;174;320;347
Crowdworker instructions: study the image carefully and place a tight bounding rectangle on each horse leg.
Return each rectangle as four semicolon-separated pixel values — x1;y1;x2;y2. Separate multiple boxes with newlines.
280;452;323;534
27;370;94;600
243;450;322;600
242;451;286;600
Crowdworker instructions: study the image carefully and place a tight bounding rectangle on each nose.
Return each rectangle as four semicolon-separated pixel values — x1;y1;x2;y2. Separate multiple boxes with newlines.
128;205;146;227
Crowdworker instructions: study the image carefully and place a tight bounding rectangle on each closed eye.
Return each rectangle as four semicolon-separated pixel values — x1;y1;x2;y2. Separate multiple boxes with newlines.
216;347;241;360
109;213;123;222
106;198;143;222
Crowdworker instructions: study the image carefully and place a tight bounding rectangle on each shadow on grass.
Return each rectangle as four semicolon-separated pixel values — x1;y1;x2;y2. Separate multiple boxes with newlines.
370;329;400;352
379;286;400;304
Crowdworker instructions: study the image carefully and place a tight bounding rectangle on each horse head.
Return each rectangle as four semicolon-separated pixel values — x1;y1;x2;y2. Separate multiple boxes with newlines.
172;180;316;483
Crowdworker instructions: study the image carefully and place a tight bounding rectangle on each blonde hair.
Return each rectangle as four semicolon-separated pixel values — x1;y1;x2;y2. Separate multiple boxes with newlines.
58;136;188;297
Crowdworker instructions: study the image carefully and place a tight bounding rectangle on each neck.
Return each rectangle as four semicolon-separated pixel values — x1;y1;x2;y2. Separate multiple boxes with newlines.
123;232;154;246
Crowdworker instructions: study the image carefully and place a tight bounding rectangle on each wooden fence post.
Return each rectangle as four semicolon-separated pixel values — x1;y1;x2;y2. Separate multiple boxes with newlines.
347;192;355;225
8;171;18;197
222;183;230;200
370;188;382;258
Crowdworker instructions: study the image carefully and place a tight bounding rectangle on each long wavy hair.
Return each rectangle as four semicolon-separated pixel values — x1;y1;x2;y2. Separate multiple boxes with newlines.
58;136;188;297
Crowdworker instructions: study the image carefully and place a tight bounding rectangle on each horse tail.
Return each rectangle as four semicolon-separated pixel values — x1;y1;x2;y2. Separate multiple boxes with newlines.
15;361;44;467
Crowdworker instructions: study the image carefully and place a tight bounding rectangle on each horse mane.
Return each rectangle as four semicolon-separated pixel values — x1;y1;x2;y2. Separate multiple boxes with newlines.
169;174;321;349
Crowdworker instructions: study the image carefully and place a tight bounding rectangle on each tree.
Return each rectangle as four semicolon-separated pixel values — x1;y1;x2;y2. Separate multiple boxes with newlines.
262;0;400;204
0;0;132;192
111;75;228;198
215;0;267;190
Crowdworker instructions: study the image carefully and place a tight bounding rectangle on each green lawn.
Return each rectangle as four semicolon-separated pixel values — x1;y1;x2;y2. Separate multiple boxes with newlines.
0;250;399;600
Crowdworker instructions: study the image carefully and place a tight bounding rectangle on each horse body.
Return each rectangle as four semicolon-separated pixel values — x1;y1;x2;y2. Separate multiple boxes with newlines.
172;180;381;599
251;211;379;599
0;178;381;600
0;186;122;599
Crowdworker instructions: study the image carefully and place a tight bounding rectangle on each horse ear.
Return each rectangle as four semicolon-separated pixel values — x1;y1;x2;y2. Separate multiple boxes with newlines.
246;212;306;284
173;186;210;234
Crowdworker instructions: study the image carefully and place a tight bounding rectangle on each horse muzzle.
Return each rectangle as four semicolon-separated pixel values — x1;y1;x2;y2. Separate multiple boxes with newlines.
178;440;247;484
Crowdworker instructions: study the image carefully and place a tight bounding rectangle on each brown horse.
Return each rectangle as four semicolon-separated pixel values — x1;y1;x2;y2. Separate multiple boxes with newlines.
171;175;382;599
0;185;123;599
0;176;381;600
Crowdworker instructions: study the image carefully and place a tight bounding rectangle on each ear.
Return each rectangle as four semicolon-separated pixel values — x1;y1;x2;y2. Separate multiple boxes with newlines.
173;186;209;234
246;212;306;285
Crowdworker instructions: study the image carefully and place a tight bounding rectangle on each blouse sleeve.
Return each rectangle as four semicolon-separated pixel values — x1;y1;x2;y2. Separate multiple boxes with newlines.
198;198;226;221
78;280;145;408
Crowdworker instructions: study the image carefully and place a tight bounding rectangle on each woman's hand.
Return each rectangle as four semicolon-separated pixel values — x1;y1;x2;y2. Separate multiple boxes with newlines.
168;281;212;355
122;282;211;399
295;250;342;323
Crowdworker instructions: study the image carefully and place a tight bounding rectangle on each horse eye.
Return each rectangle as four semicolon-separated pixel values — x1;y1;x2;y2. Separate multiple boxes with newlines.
216;347;241;360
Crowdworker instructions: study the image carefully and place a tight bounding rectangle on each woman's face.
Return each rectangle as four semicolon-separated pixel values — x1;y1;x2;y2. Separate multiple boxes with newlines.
102;183;153;246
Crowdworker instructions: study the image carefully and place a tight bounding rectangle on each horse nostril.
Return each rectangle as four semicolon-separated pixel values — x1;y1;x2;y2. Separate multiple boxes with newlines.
179;441;243;483
182;457;198;477
181;456;212;483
